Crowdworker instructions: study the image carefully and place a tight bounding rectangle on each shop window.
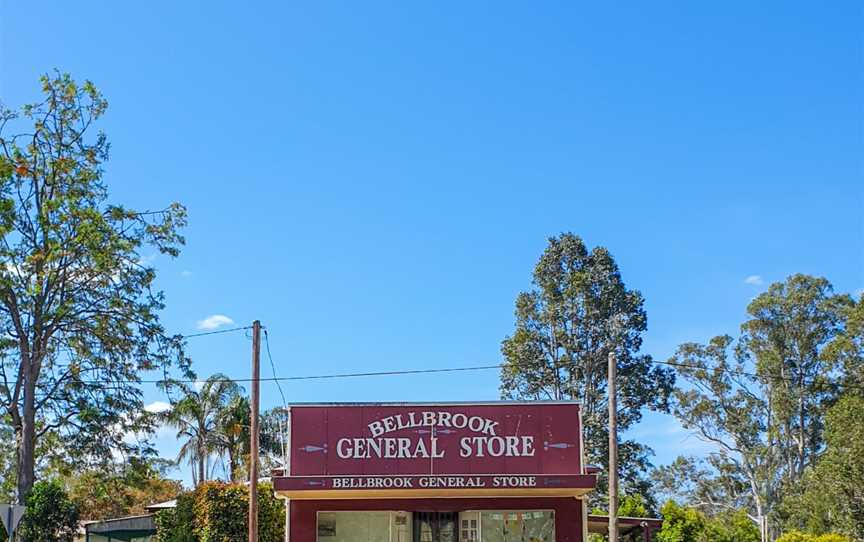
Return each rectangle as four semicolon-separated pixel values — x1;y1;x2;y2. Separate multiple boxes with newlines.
476;511;554;542
459;512;479;542
318;512;412;542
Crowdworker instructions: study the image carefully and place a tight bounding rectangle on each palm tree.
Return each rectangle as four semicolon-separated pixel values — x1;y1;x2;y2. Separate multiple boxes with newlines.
215;395;250;482
163;374;241;486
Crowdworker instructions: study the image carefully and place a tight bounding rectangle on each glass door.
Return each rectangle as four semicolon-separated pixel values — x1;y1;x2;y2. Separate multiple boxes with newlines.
413;513;458;542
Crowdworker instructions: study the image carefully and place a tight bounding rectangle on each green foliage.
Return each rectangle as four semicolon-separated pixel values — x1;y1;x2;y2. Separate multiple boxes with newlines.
656;501;759;542
216;395;250;482
155;481;284;542
499;233;674;505
823;293;864;389
0;72;188;500
656;501;706;542
16;480;80;542
776;532;852;542
619;493;650;517
66;456;182;520
155;491;196;542
667;275;854;535
706;509;760;542
652;455;750;512
780;394;864;540
194;482;249;541
161;374;241;485
593;494;652;518
741;275;852;480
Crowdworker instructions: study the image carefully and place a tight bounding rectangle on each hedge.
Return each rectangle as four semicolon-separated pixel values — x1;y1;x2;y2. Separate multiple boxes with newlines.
156;481;284;542
776;532;852;542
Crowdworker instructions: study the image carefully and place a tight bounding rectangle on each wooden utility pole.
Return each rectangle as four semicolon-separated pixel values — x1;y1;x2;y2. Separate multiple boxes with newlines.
249;321;262;542
608;349;619;542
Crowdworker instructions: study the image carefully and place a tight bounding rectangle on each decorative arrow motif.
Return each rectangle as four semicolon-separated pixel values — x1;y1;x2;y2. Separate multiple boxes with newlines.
298;444;328;454
543;441;576;451
303;480;326;487
416;428;456;435
543;478;566;486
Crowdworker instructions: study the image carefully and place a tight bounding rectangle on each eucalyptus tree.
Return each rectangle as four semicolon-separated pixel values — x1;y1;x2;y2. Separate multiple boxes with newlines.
163;374;241;486
0;73;187;502
823;292;864;389
779;393;864;540
499;233;674;502
740;275;852;481
668;274;854;539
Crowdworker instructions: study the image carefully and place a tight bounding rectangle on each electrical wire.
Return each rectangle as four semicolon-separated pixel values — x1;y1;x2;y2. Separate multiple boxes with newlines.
262;329;287;408
75;358;864;392
62;323;864;392
262;328;290;468
180;325;253;339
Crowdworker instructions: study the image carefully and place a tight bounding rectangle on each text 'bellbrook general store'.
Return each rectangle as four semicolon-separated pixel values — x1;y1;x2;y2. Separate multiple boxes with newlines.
271;402;601;542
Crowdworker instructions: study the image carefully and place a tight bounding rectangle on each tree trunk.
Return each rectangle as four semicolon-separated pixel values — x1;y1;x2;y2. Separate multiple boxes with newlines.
16;370;37;503
798;377;806;476
198;440;206;486
229;444;238;482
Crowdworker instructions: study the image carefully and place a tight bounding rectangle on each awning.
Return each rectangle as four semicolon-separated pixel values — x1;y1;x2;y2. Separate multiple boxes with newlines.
273;474;598;500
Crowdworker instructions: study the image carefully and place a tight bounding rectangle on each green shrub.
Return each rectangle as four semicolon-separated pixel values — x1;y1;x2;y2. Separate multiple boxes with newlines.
776;532;852;542
155;491;196;542
16;480;80;542
656;500;706;542
155;481;284;542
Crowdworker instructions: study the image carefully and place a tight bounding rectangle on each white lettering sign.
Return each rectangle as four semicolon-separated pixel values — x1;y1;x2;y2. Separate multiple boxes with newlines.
328;476;539;489
336;411;535;460
367;411;499;438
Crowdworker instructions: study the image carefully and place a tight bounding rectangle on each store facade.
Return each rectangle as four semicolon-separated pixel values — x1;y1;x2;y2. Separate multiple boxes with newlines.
272;402;597;542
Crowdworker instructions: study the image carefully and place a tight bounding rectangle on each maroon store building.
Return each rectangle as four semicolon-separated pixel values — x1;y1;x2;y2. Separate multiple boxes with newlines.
272;402;658;542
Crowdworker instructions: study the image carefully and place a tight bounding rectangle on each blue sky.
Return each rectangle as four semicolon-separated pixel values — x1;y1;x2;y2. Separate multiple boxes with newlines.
1;1;862;484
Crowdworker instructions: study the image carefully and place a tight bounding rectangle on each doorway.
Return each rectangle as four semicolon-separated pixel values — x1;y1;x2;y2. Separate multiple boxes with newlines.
413;513;458;542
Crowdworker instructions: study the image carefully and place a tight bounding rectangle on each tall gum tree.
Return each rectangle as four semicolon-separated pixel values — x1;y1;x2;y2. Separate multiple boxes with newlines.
0;73;188;502
499;233;674;503
668;274;854;540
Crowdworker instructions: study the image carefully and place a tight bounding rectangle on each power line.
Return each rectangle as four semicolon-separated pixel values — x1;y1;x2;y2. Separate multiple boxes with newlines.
180;325;253;339
69;323;864;392
81;363;505;386
76;358;864;392
656;358;864;391
262;327;290;469
262;328;287;408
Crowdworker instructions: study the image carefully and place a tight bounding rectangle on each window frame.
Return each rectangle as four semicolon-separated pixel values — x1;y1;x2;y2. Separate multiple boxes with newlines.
464;510;556;542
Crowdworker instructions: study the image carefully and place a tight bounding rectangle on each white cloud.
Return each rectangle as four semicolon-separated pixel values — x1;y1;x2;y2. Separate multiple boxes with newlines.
196;314;234;330
145;401;172;414
744;275;764;286
181;270;193;278
854;288;864;299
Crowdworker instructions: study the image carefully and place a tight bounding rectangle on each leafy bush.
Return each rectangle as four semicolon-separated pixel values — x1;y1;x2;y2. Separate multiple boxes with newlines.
16;480;80;542
619;494;650;517
656;500;706;542
656;500;759;542
776;532;852;542
68;457;182;520
155;481;283;542
155;490;196;542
